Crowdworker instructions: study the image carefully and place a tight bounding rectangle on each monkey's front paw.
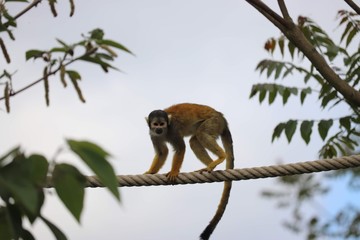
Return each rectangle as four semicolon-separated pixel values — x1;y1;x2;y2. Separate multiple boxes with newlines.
166;171;179;182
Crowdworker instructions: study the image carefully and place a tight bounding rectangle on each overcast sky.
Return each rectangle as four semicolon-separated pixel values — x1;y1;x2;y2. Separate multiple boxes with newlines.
0;0;353;239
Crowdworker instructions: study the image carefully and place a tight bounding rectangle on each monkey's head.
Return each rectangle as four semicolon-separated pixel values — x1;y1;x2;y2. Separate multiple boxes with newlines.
146;110;171;137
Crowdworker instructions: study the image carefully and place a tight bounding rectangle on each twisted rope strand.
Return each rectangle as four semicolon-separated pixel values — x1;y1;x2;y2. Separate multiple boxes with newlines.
46;154;360;188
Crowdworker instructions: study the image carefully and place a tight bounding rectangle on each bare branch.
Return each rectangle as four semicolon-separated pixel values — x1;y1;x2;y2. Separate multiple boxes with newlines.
0;56;72;101
0;48;97;101
3;0;42;28
344;0;360;15
13;0;42;20
278;0;292;21
245;0;288;32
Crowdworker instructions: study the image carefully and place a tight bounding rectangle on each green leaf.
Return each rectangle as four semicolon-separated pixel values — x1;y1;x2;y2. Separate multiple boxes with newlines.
339;117;351;131
259;89;266;104
79;55;118;72
321;91;337;108
282;88;291;105
274;64;283;80
278;37;285;56
25;50;44;61
339;136;357;150
0;155;39;215
288;41;295;59
49;47;67;53
67;140;120;200
0;207;13;240
5;203;23;239
304;73;312;83
340;22;352;43
318;119;333;140
333;142;346;156
40;216;67;240
97;39;133;55
249;86;258;99
66;70;81;81
268;88;277;104
285;120;297;143
89;28;104;40
56;38;71;49
0;146;20;164
289;87;298;95
300;121;313;145
27;155;49;186
53;164;86;222
346;26;357;47
266;62;276;78
300;88;312;104
272;123;286;142
282;67;293;79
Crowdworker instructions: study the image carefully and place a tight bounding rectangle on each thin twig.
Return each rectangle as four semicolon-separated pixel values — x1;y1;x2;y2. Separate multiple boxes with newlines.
277;0;292;22
245;0;288;32
13;0;42;20
344;0;360;15
0;48;97;101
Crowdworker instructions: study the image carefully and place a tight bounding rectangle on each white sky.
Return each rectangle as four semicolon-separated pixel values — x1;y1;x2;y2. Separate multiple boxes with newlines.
0;0;353;239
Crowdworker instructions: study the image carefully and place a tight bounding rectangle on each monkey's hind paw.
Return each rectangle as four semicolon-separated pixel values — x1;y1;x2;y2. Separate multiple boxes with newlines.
196;167;214;174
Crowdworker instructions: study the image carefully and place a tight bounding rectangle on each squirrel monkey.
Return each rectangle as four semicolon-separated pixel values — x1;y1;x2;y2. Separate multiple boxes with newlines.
145;103;234;240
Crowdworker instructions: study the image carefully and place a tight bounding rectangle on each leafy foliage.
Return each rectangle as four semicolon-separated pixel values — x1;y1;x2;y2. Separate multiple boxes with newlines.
0;0;132;112
0;140;120;240
250;12;360;158
0;1;125;239
21;28;132;107
253;9;360;240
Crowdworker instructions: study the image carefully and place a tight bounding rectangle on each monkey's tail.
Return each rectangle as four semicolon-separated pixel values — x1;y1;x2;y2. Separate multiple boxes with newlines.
199;124;234;240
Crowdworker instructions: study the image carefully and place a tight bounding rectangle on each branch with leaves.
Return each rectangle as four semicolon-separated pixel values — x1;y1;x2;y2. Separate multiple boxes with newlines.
249;4;360;239
246;0;360;106
0;28;133;112
0;1;133;239
250;9;360;158
0;140;120;240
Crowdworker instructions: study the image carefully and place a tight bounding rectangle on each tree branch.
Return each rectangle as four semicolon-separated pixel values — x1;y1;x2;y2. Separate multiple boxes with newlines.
0;48;97;101
277;0;291;21
245;0;288;32
344;0;360;15
14;0;42;20
3;0;42;28
246;0;360;107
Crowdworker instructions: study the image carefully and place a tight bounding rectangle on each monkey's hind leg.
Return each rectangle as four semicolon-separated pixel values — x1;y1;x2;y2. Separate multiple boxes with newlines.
189;136;213;166
195;119;227;172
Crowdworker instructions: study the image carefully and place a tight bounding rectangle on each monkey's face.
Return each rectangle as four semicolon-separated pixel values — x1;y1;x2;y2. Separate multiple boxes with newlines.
149;117;169;137
147;110;170;138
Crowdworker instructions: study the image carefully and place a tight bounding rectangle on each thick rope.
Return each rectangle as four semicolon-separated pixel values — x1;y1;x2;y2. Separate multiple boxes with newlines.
46;154;360;188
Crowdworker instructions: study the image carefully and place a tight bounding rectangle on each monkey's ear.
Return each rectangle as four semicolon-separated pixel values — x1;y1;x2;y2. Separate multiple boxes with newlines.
168;114;172;125
145;117;150;126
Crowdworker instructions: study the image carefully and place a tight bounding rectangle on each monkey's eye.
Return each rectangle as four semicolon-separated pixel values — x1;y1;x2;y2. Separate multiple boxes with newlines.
159;122;165;126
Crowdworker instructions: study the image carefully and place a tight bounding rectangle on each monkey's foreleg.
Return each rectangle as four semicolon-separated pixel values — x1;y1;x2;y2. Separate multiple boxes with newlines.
145;144;168;174
166;149;185;182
